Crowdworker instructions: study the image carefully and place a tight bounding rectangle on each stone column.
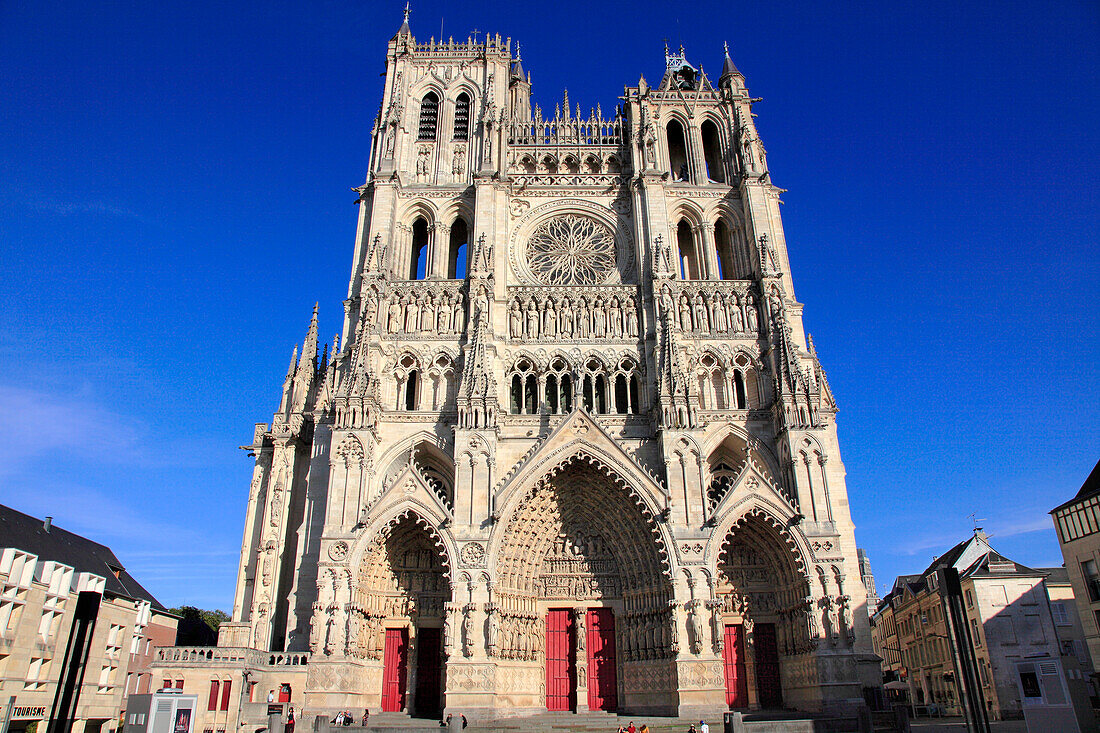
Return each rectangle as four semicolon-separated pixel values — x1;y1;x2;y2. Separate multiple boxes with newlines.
573;607;588;712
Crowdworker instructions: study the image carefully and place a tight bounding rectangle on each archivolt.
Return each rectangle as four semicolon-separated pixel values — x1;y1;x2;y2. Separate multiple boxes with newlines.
349;506;454;583
491;450;673;591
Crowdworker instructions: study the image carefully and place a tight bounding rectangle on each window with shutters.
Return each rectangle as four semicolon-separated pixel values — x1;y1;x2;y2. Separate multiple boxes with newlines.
418;93;439;141
453;93;470;141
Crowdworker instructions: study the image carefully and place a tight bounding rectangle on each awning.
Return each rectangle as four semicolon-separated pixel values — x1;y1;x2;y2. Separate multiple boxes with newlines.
884;680;910;691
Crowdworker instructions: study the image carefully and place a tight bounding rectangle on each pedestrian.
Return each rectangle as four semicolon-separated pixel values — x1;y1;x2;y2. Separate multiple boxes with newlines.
699;721;709;733
626;723;636;733
688;725;697;733
361;709;369;726
285;707;295;733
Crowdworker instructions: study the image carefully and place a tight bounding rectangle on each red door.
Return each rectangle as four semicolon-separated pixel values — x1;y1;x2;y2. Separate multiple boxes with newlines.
586;609;618;712
754;623;782;709
545;609;575;711
722;624;749;708
382;628;409;712
414;628;442;718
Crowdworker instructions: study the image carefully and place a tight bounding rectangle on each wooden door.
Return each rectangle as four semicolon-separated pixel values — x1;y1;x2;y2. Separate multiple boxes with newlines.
722;624;749;708
413;627;442;718
545;609;574;711
586;608;618;712
754;622;782;709
382;628;409;712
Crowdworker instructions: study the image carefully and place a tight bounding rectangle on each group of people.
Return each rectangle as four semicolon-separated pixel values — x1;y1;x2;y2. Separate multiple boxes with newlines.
616;722;710;733
330;710;369;726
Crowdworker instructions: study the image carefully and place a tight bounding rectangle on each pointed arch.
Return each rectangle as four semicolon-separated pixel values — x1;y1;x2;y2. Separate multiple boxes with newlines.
417;91;440;141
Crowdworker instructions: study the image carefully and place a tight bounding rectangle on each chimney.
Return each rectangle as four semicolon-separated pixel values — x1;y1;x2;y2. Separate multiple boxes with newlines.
43;516;52;533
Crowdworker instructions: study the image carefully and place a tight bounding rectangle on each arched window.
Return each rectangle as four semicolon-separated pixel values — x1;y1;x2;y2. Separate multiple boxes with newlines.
701;120;725;183
453;93;470;141
545;374;559;414
510;375;522;414
404;370;419;410
667;120;690;182
582;374;594;412
715;220;736;281
595;374;608;414
524;375;537;414
629;374;640;414
733;369;747;409
614;374;628;414
418;92;440;141
448;219;468;279
560;374;574;413
677;221;700;280
410;218;430;280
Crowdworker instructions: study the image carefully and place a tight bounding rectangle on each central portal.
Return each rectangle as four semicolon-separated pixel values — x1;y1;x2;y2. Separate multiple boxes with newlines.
495;457;673;714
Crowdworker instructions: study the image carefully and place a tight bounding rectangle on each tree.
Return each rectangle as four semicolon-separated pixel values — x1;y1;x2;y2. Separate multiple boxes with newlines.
170;606;230;646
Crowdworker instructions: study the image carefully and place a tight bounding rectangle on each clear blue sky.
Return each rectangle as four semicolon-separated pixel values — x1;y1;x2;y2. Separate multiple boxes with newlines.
1;0;1097;610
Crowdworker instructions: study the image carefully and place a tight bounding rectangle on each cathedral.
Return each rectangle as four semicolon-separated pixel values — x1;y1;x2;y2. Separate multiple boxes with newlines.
157;11;880;723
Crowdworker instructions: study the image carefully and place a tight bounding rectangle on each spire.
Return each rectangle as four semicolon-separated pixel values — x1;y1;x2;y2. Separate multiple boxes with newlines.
511;41;525;81
719;41;742;87
393;1;411;40
299;302;319;370
285;345;299;380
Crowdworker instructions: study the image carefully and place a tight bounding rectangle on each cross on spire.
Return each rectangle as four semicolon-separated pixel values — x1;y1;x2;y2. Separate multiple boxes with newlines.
515;41;521;60
402;1;409;22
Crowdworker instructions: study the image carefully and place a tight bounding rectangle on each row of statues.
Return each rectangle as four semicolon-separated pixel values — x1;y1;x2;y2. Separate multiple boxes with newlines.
660;286;760;336
508;293;640;341
382;290;468;336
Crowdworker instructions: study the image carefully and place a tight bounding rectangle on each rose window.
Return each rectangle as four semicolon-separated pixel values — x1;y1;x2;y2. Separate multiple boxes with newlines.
525;215;616;285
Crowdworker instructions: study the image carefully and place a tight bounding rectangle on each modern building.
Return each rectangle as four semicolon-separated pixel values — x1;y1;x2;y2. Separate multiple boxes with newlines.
0;505;178;733
1052;460;1100;671
152;12;880;724
871;530;1094;726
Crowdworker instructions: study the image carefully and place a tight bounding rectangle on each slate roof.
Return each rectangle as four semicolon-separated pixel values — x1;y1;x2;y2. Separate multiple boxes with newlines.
1039;566;1071;584
1051;458;1100;513
0;504;167;611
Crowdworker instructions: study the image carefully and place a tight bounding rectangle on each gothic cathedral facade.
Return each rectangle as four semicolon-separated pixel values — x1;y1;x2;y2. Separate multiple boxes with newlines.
214;16;879;721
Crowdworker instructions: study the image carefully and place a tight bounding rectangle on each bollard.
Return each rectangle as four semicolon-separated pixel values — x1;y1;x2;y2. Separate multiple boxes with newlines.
723;711;745;733
447;713;464;733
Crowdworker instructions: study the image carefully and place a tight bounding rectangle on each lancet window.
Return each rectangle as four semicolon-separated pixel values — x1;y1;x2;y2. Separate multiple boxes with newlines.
396;354;420;410
666;119;690;182
418;92;439;141
701;119;725;183
695;352;763;410
409;217;430;280
453;93;470;141
677;220;701;280
447;218;468;279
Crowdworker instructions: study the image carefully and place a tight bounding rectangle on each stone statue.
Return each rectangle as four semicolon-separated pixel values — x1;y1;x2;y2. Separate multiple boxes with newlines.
694;293;709;332
746;296;758;332
462;605;475;657
388;298;402;333
416;148;430;181
689;603;704;654
625;302;639;337
404;297;419;332
508;302;522;338
713;294;728;332
452;146;465;178
679;296;692;331
525;300;539;338
732;300;745;332
573;609;586;653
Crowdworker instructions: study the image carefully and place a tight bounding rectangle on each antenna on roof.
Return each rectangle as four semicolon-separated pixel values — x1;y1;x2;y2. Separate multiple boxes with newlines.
968;512;987;534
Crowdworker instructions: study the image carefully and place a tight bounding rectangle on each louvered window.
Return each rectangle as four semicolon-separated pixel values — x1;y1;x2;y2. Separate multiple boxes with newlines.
418;92;439;141
453;93;470;140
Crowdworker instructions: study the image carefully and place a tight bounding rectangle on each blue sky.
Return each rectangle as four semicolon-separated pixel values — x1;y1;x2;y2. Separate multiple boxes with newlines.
1;0;1097;610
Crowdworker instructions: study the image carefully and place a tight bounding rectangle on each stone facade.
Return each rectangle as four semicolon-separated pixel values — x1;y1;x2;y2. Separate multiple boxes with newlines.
154;14;879;723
